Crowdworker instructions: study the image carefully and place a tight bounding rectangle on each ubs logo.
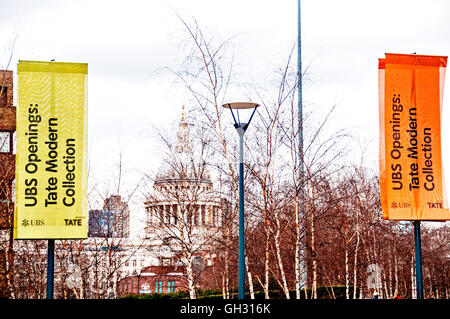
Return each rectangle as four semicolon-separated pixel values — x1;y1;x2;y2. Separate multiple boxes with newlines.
21;219;45;227
390;202;410;209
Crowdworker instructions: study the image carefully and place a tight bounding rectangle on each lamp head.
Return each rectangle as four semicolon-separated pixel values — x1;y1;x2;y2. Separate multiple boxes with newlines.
222;102;260;132
222;102;260;110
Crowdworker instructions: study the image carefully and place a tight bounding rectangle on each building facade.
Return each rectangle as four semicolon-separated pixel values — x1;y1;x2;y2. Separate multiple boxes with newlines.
145;107;223;234
0;70;15;298
117;107;227;296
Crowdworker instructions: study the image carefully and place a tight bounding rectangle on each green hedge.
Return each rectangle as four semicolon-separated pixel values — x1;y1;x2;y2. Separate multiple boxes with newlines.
121;291;190;299
198;286;352;299
121;286;356;300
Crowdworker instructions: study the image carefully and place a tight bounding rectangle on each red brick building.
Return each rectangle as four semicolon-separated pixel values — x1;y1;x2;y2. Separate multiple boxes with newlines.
117;265;187;296
0;69;16;298
117;260;221;297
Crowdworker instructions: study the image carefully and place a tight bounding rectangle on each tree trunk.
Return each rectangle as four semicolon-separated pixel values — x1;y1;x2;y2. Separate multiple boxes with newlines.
387;243;393;298
352;231;360;299
264;232;270;299
345;244;350;299
394;253;399;298
274;211;290;299
222;275;226;299
311;216;317;299
294;197;302;299
223;248;230;299
5;236;15;299
245;256;255;299
411;253;416;299
186;256;197;299
352;209;360;300
382;268;389;299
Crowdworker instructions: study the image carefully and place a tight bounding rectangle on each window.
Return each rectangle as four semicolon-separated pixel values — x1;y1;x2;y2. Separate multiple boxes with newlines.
212;207;216;227
159;206;164;225
172;204;178;225
162;258;171;266
168;281;176;293
155;281;163;293
0;131;11;153
201;205;205;225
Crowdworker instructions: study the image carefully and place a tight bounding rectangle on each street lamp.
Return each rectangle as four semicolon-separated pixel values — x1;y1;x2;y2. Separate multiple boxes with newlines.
133;268;142;295
222;102;259;299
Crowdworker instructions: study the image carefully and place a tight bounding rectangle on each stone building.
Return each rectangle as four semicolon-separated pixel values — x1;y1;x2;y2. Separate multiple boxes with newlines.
144;106;223;237
117;107;229;296
117;265;185;296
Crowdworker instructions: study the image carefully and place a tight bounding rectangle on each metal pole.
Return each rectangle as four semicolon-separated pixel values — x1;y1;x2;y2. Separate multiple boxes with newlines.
413;221;424;299
46;239;55;299
237;129;246;299
297;0;303;133
137;274;141;295
297;0;307;291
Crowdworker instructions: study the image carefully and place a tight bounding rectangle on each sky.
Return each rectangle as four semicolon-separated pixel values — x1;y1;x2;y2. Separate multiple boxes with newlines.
1;0;450;235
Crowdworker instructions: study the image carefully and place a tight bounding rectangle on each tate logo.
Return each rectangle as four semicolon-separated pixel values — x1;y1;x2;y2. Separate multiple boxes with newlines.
64;218;82;226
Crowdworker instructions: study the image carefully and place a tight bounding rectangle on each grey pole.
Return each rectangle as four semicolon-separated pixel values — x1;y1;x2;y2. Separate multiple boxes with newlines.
137;273;141;295
237;127;246;299
297;0;307;292
410;53;423;300
224;102;259;300
413;221;424;299
46;239;55;299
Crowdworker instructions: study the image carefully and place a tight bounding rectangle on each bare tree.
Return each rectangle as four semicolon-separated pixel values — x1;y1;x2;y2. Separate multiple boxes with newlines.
81;146;144;299
143;120;222;299
164;16;253;297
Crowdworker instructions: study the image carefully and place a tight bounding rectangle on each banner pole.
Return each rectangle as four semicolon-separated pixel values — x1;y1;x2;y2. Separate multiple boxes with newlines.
413;221;424;299
46;239;55;299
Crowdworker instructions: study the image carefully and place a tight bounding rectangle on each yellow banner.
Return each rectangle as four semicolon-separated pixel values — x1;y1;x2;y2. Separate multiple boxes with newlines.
379;53;450;220
14;61;88;239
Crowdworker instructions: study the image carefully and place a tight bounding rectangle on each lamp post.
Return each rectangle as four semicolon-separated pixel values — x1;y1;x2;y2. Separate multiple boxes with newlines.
133;268;142;295
223;102;259;299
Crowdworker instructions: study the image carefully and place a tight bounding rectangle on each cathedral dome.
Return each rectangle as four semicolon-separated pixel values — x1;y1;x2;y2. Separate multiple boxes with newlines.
154;106;212;186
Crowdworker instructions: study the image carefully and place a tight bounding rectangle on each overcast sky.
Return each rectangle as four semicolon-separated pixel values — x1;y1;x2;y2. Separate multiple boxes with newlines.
1;0;450;233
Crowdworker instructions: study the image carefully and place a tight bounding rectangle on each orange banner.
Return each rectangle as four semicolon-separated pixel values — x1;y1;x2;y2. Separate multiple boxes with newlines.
379;53;449;220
